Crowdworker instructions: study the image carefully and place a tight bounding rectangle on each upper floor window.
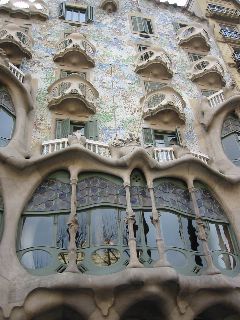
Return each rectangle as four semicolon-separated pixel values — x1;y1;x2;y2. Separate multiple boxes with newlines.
142;128;182;147
131;16;154;38
201;89;218;97
0;86;15;147
55;118;98;141
188;52;205;63
59;2;94;24
144;81;166;93
220;24;240;40
221;113;240;167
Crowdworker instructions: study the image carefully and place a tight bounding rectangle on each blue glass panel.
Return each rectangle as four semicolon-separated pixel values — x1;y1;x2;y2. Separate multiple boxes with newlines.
21;250;52;269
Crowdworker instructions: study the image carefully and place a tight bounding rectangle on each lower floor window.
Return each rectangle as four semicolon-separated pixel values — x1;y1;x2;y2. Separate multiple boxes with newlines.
0;105;15;147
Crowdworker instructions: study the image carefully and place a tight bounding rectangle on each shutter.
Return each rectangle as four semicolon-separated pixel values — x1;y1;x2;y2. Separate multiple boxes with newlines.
143;19;150;34
86;6;94;23
56;119;70;139
84;119;98;141
142;128;154;146
131;16;144;33
176;127;183;146
59;2;66;18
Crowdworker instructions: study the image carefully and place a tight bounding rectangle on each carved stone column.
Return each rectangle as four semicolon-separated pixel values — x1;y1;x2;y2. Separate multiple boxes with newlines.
188;184;220;275
148;186;170;267
65;176;80;273
124;183;144;268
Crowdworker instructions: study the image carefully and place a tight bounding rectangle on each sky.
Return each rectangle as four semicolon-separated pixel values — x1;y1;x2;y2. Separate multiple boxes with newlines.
162;0;187;5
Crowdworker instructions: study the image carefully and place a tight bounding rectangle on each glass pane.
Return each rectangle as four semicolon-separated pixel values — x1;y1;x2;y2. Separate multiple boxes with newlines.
208;223;234;253
91;208;119;246
217;253;236;270
20;216;54;249
154;134;165;147
77;211;89;248
72;10;79;22
166;250;187;267
65;9;72;20
92;248;121;266
21;250;52;269
79;10;86;23
143;211;156;247
160;211;184;248
56;215;69;249
222;134;240;166
0;108;14;146
181;217;202;252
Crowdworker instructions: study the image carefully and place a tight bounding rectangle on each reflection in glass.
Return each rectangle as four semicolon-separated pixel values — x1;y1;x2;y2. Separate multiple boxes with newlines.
20;216;54;249
92;248;120;266
76;211;89;248
57;215;69;249
143;211;155;247
218;253;236;270
0;107;15;147
123;211;141;246
58;252;84;265
161;211;184;248
208;223;234;253
21;250;52;269
166;250;187;267
91;208;119;246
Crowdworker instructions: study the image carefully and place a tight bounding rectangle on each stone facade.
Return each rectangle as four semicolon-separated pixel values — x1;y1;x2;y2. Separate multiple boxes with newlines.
0;0;240;320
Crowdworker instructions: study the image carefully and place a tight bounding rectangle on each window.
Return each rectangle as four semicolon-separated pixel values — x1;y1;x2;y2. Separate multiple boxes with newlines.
60;69;87;80
201;90;218;97
59;2;94;24
188;52;205;63
131;16;154;37
137;44;150;52
144;81;166;93
220;24;240;40
0;86;15;147
221;113;240;166
142;128;182;147
173;22;188;32
55;119;98;141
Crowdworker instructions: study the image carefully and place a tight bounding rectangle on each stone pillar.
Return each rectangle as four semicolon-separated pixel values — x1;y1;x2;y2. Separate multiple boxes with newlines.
65;174;79;273
148;185;170;267
124;183;144;268
188;183;220;275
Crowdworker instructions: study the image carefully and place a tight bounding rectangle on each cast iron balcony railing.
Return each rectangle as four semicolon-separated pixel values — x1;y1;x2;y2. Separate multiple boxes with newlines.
0;0;49;20
0;24;33;60
220;28;240;42
54;33;96;67
142;88;186;123
177;25;210;51
207;3;240;22
135;47;173;79
47;74;99;115
188;55;225;86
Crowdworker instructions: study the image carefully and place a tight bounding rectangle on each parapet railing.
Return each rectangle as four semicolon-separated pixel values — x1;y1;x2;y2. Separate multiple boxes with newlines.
207;90;225;108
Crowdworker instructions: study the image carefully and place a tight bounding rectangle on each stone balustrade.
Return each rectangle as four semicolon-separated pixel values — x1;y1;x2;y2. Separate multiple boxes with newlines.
41;138;210;165
207;90;225;108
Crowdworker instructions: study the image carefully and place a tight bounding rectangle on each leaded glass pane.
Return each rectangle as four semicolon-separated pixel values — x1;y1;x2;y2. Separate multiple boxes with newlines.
143;211;156;247
76;211;89;248
181;216;202;252
221;114;240;138
130;186;151;207
123;211;141;246
26;172;71;212
77;175;126;207
195;186;227;222
21;250;52;270
160;211;184;248
208;222;234;253
56;215;69;249
20;216;54;249
154;180;192;213
0;87;15;115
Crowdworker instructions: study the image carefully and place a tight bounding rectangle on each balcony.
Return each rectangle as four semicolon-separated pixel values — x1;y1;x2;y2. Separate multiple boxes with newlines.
0;0;49;20
207;3;240;22
135;47;173;79
142;87;186;125
54;33;95;67
233;50;240;70
207;90;225;108
188;56;225;88
41;137;210;166
177;25;210;52
220;28;240;43
47;74;99;116
0;24;33;62
100;0;119;12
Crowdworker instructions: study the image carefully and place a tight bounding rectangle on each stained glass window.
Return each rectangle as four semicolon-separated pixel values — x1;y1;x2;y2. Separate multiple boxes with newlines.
0;86;15;147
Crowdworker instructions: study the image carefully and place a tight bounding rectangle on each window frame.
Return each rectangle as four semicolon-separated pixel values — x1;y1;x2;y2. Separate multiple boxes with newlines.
129;13;155;38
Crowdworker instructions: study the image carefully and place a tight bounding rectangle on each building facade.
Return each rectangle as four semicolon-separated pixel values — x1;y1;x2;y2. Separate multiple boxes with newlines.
186;0;240;90
0;0;240;319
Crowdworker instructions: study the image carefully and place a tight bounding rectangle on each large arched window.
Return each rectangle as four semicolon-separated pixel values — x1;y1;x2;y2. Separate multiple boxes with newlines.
221;113;240;167
0;86;15;147
17;171;71;275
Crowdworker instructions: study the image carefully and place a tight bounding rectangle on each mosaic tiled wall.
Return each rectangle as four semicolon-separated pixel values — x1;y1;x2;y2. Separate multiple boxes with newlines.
17;0;233;152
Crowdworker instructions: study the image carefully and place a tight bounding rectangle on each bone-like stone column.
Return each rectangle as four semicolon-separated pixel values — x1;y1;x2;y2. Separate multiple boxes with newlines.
188;182;220;275
65;174;80;273
148;184;170;267
124;182;144;268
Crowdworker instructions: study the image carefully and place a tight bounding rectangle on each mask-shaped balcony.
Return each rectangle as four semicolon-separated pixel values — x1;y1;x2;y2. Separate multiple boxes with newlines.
0;23;32;62
141;86;186;125
188;56;225;88
177;25;210;52
53;33;95;68
0;0;49;20
47;74;99;116
100;0;119;12
135;47;173;79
